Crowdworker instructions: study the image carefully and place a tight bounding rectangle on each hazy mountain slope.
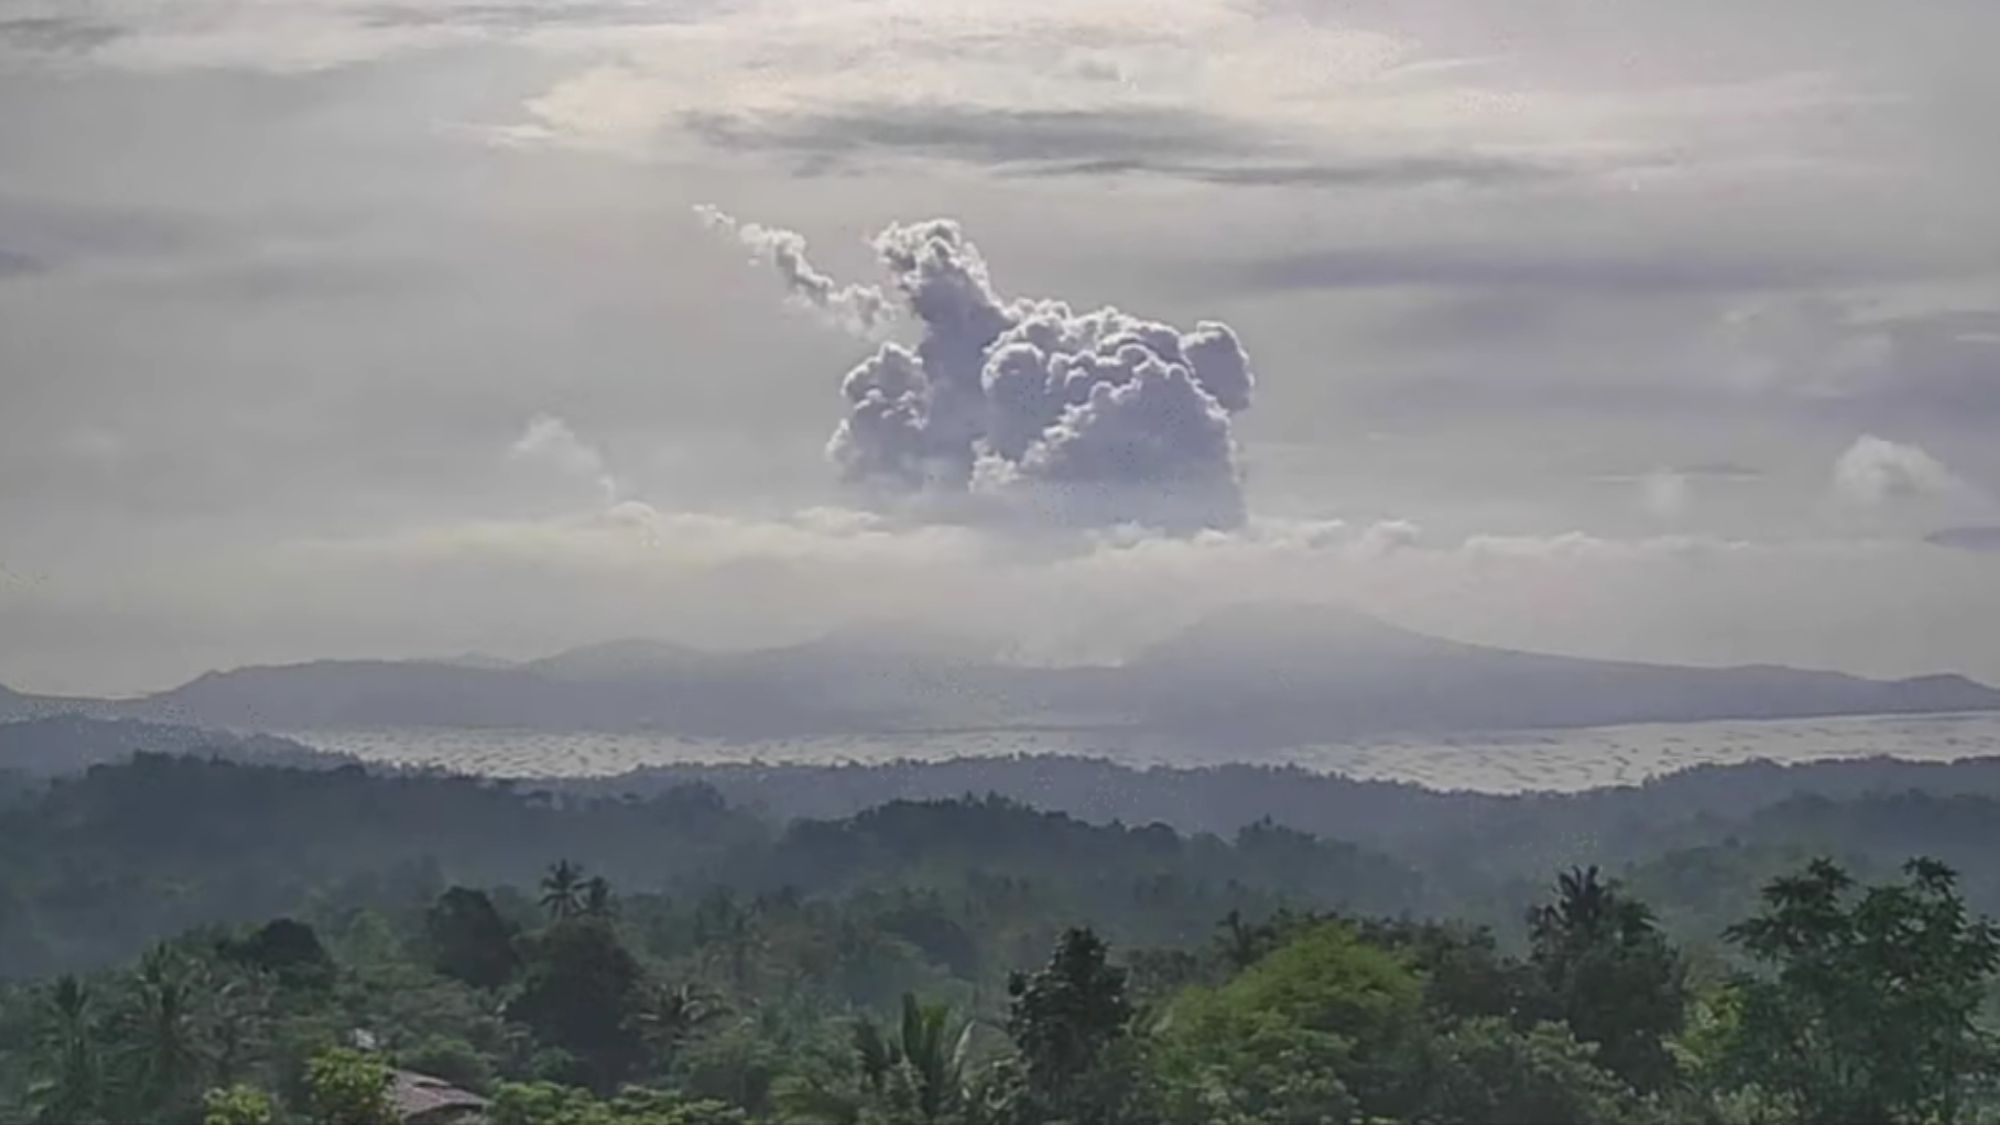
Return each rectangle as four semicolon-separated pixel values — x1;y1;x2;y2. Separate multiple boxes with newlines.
27;604;2000;740
141;657;887;737
1117;603;2000;745
0;683;93;722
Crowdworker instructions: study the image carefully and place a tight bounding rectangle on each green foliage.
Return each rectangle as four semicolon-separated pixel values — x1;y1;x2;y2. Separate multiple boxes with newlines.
425;885;521;989
303;1047;396;1125
200;1083;275;1125
1528;866;1687;1092
27;974;100;1125
14;755;2000;1125
1153;921;1423;1123
220;919;333;990
508;918;651;1092
1721;857;2000;1124
492;1082;750;1124
1002;927;1137;1122
1415;1018;1643;1125
120;945;210;1121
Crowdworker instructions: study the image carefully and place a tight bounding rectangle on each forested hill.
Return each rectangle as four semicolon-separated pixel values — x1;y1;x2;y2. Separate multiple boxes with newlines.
7;755;2000;1124
16;754;2000;984
0;755;1420;979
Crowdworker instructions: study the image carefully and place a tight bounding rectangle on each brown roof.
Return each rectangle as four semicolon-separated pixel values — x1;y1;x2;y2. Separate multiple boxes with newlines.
388;1069;489;1123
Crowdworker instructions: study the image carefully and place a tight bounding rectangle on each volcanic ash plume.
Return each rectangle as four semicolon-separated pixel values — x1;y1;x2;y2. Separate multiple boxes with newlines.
704;210;1257;532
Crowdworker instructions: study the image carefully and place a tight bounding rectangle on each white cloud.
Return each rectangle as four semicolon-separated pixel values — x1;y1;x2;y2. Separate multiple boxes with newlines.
1831;434;1965;508
509;414;619;506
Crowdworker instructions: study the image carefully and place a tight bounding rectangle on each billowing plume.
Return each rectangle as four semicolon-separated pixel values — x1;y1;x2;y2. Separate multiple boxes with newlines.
704;210;1258;531
695;205;892;334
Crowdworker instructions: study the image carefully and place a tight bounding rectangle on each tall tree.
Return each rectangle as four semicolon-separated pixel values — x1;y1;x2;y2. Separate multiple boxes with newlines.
120;946;209;1120
425;886;520;989
28;974;100;1125
1724;857;2000;1124
846;992;974;1124
507;919;651;1093
1528;866;1686;1092
1002;927;1136;1124
539;860;586;922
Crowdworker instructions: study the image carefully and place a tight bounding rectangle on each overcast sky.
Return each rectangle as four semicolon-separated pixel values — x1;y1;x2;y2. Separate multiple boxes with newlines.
2;0;1997;695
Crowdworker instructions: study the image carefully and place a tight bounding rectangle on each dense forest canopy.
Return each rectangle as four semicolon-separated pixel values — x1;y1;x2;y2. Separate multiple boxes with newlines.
7;753;2000;1122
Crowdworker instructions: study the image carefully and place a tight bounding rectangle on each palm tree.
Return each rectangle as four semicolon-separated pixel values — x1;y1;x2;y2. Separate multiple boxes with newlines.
1530;865;1655;954
122;946;207;1117
850;993;973;1123
539;859;585;921
635;981;724;1059
897;992;973;1123
28;975;99;1125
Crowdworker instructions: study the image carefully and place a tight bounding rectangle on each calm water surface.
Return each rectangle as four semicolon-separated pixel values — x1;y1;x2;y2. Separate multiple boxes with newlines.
286;711;2000;794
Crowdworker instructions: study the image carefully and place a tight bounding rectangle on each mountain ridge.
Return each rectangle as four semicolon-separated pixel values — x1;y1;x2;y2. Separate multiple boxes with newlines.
4;603;1997;744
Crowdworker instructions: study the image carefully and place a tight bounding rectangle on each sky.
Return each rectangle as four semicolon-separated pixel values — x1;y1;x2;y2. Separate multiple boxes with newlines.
1;0;1997;695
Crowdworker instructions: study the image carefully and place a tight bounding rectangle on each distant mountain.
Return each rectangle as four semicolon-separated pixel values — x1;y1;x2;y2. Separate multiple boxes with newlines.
1112;603;2000;747
0;682;88;723
525;639;706;681
18;605;2000;745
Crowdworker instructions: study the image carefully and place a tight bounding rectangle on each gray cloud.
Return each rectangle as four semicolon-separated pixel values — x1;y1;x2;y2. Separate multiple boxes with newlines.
1732;300;2000;419
0;248;46;278
0;15;124;54
1239;245;1900;296
358;1;703;30
1929;527;2000;553
685;103;1558;189
686;104;1258;167
1676;461;1764;480
1021;153;1563;188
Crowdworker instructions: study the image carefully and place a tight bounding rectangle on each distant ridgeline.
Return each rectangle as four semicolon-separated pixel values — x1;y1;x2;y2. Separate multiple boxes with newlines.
4;604;1998;740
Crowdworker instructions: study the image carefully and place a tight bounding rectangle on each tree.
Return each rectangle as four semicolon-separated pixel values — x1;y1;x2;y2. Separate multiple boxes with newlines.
121;945;210;1119
1722;856;2000;1124
635;981;725;1064
304;1048;397;1125
1528;866;1685;1092
1001;927;1137;1124
221;918;333;989
426;886;520;989
1150;921;1425;1124
508;919;650;1092
846;993;974;1123
28;974;100;1125
1416;1018;1643;1125
541;860;587;922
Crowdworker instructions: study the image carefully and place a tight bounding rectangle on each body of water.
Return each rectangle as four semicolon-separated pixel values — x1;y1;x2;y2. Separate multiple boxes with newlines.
286;710;2000;793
